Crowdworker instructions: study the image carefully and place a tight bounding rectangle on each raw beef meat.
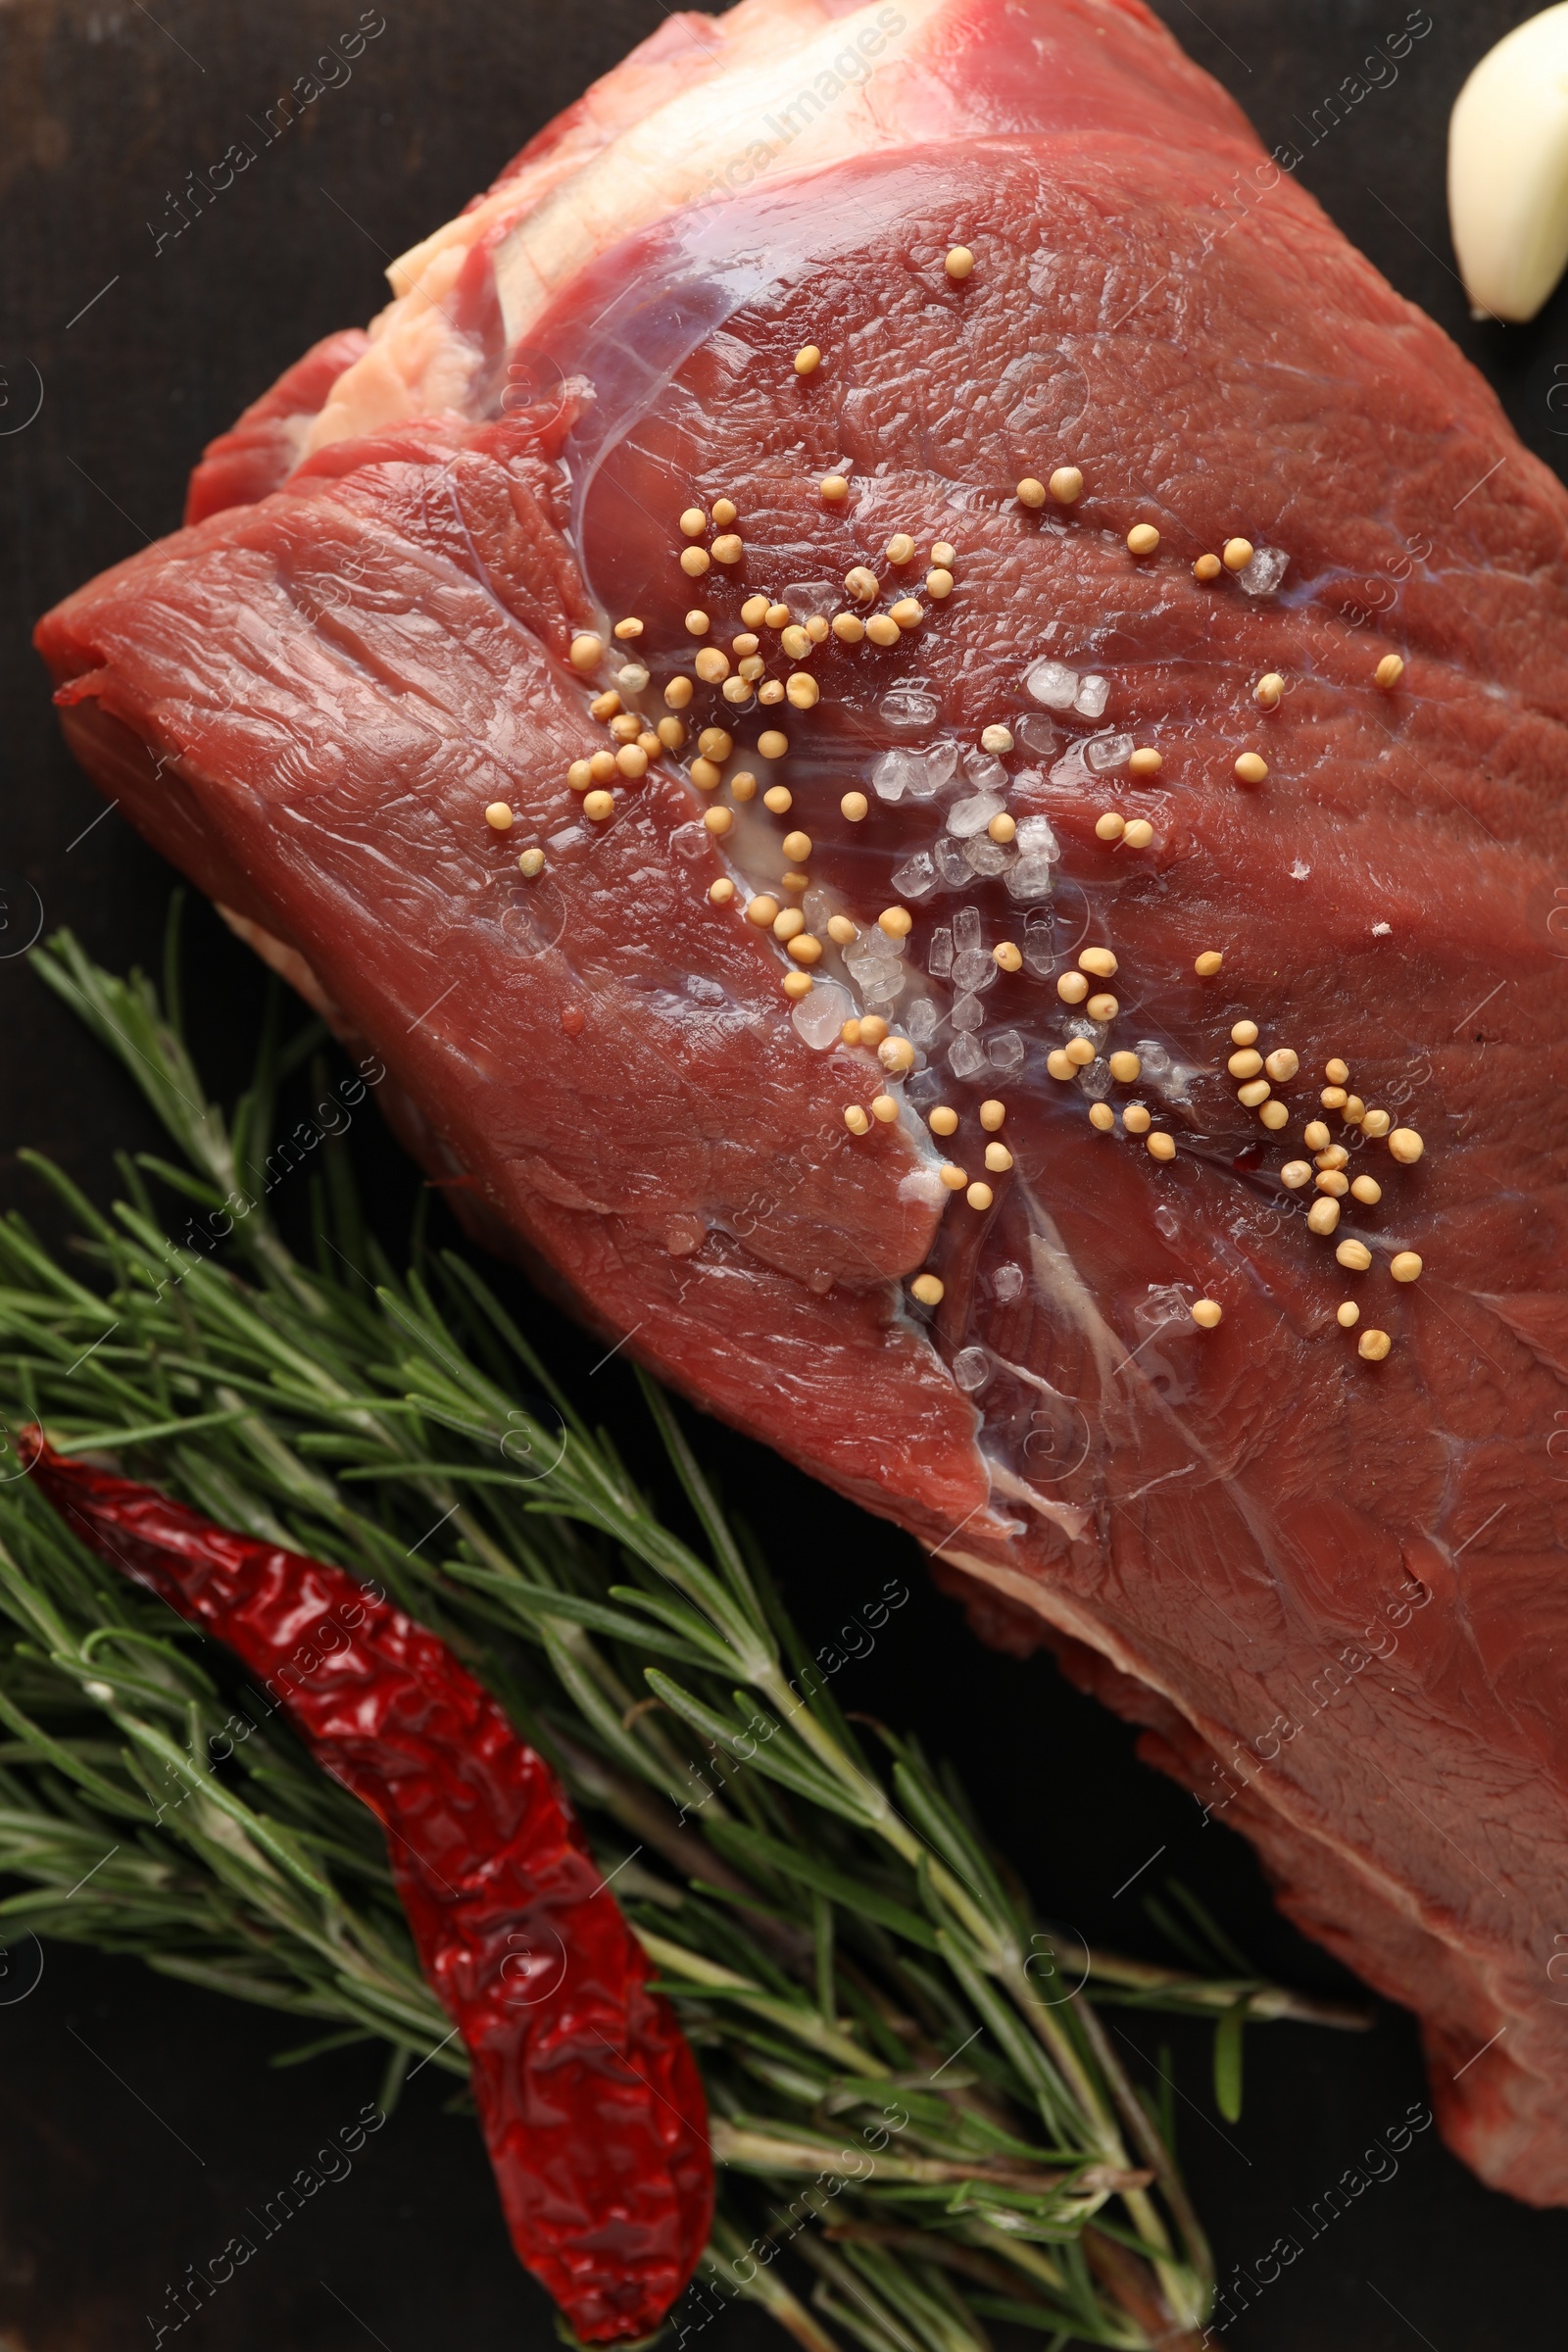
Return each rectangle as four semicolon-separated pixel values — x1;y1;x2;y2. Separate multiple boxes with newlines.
34;0;1568;2206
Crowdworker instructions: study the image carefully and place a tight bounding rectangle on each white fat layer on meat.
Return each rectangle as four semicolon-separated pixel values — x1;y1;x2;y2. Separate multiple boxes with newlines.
983;1457;1091;1544
899;1166;949;1209
217;904;340;1023
302;0;947;454
938;1539;1285;1805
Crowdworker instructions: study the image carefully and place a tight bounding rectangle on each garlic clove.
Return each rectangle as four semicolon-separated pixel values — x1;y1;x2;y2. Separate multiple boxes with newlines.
1449;1;1568;322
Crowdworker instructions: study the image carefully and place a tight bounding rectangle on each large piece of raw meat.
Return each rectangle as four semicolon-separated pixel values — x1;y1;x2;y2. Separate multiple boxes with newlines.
34;0;1568;2205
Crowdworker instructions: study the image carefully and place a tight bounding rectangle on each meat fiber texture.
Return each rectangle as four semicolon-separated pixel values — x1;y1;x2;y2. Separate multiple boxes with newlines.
34;0;1568;2206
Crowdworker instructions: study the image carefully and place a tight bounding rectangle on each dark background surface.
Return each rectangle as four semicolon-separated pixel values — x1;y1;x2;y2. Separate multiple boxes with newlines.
0;1;1563;2345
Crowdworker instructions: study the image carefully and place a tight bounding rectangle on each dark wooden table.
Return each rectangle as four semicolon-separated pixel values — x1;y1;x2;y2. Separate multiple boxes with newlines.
1;2;1564;2343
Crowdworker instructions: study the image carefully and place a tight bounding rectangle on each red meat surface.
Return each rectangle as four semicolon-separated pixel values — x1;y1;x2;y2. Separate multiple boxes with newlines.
33;0;1568;2206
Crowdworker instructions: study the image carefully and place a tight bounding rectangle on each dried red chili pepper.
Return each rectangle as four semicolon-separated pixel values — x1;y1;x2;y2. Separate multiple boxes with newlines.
23;1432;712;2343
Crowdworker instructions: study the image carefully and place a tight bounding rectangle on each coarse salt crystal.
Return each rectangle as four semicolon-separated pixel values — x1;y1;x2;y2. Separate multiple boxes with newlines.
1022;921;1054;975
1135;1040;1198;1104
1025;658;1079;710
891;851;939;898
844;926;902;972
859;962;907;1005
872;748;921;803
1135;1284;1198;1340
791;980;855;1049
1236;546;1289;596
785;580;842;620
878;685;941;732
951;948;997;991
1014;812;1060;858
948;792;1005;838
1005;855;1056;902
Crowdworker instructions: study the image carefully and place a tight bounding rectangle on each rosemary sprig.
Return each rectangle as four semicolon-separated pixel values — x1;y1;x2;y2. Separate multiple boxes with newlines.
0;921;1367;2351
